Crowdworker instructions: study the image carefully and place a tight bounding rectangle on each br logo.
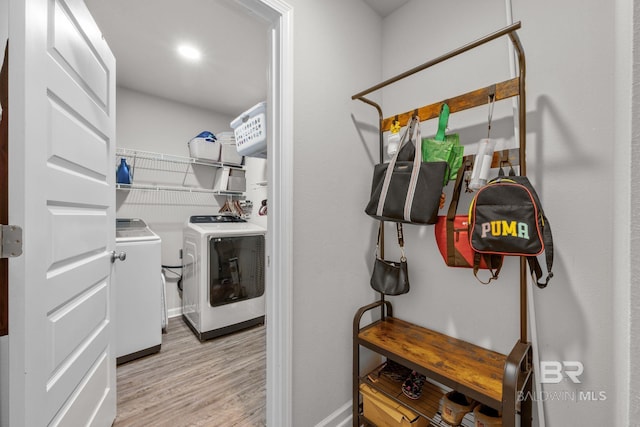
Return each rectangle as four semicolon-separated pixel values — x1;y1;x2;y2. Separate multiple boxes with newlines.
540;361;584;384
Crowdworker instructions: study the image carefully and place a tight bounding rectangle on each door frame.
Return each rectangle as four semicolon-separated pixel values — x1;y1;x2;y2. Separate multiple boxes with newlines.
238;1;294;426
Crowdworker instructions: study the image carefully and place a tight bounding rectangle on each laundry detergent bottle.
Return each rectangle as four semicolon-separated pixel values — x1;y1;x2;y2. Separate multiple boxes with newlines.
116;158;132;184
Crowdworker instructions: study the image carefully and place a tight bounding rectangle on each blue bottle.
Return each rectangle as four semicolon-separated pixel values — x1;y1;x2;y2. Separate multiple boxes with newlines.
116;158;132;184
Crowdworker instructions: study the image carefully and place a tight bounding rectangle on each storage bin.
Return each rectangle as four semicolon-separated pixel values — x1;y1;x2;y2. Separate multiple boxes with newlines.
188;139;220;162
359;384;427;427
215;131;244;165
230;101;267;158
214;167;246;193
220;142;243;165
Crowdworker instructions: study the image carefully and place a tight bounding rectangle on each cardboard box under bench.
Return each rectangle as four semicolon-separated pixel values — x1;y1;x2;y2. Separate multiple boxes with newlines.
360;383;428;427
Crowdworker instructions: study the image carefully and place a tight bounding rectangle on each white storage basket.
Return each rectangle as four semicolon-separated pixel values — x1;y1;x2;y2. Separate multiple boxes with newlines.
188;139;220;162
230;102;267;158
216;131;243;165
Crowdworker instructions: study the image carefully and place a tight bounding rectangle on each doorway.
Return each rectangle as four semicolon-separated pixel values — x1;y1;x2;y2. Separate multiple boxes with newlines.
84;0;294;425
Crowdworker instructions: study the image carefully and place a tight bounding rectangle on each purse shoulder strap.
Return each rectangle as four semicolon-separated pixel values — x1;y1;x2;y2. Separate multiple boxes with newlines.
376;115;423;222
396;223;406;261
446;159;470;221
445;161;470;266
376;222;406;261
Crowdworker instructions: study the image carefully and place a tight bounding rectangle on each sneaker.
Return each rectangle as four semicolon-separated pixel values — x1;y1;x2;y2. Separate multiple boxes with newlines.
401;371;426;400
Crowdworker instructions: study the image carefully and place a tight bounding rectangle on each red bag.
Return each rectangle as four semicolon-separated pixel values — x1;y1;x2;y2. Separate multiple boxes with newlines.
434;161;502;279
435;215;495;268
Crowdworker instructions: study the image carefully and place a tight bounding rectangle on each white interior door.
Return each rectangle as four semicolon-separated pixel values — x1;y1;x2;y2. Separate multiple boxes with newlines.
7;0;116;425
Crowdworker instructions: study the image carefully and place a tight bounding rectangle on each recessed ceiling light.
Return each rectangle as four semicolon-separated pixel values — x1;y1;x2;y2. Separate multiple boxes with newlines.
177;44;202;62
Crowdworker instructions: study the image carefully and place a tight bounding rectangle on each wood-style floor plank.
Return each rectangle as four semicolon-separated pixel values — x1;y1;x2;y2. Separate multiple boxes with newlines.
113;318;266;427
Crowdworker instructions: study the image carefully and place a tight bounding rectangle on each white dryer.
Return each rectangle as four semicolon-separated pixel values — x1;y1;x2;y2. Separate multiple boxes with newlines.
182;214;265;341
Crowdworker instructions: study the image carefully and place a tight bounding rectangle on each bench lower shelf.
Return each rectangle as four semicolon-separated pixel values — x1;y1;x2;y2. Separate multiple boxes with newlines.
359;364;477;427
353;301;534;427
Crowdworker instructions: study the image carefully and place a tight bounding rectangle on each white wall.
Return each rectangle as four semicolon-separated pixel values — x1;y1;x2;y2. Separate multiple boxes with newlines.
283;0;383;425
0;1;8;424
115;87;266;315
374;0;624;425
628;0;640;422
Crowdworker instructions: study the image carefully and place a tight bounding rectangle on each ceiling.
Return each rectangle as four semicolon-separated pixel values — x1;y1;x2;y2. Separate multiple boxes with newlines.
85;0;270;117
363;0;410;18
85;0;409;117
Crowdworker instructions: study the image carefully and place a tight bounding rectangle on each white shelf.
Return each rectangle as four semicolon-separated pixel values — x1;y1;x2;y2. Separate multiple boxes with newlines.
116;147;244;169
115;147;245;195
115;183;243;196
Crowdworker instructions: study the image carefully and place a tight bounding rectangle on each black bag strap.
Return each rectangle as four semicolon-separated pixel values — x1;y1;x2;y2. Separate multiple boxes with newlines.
527;214;554;288
473;252;502;285
376;222;406;261
445;160;469;265
449;160;503;280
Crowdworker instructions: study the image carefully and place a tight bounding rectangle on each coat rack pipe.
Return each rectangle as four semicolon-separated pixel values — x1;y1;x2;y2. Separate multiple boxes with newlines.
351;21;521;101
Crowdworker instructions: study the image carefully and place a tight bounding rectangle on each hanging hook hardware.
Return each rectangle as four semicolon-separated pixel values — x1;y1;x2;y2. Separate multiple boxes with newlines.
487;93;496;138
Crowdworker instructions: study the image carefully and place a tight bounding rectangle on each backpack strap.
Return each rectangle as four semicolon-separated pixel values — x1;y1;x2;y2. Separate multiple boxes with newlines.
472;252;502;285
527;213;554;288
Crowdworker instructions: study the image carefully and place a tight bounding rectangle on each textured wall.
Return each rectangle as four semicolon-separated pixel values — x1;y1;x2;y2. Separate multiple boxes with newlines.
629;0;640;422
284;0;383;425
378;0;623;424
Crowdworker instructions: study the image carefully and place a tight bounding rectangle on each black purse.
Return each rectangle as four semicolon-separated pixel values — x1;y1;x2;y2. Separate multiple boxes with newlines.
370;222;409;295
365;115;448;225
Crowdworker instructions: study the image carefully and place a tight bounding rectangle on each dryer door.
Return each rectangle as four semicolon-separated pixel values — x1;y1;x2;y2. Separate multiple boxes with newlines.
208;235;265;307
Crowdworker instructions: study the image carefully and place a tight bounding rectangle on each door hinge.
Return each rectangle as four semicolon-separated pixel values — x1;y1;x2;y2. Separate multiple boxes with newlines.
1;225;23;258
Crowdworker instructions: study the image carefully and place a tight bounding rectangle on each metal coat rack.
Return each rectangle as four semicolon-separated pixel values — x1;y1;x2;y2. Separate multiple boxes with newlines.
352;22;533;427
353;22;529;342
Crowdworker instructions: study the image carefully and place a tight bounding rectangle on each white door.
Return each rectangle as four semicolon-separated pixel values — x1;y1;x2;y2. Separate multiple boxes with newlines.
7;0;116;425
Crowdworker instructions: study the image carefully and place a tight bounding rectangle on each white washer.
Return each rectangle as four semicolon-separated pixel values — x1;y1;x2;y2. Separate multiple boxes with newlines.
182;214;265;341
115;218;162;364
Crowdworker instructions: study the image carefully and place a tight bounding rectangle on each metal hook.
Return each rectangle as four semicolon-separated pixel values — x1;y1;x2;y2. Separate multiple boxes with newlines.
487;93;496;138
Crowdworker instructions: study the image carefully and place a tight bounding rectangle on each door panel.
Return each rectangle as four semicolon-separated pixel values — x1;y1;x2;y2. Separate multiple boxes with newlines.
50;0;109;107
48;96;110;179
8;0;116;425
47;206;108;268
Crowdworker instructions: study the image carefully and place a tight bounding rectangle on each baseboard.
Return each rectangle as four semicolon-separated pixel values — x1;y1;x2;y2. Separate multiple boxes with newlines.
167;307;182;319
314;401;352;427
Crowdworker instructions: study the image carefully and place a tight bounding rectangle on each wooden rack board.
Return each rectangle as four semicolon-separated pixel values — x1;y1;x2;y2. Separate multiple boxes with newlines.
380;77;520;132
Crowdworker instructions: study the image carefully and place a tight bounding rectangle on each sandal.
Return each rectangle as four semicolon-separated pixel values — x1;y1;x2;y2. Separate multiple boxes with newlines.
402;371;426;400
379;360;412;382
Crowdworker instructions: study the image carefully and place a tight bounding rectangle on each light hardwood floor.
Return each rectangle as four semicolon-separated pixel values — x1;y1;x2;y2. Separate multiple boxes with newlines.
113;318;266;427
